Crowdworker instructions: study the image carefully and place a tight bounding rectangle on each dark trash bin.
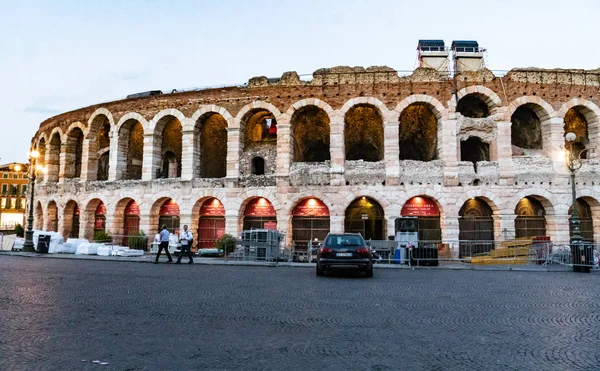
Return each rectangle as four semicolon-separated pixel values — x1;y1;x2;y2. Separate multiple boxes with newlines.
570;243;594;273
37;235;51;254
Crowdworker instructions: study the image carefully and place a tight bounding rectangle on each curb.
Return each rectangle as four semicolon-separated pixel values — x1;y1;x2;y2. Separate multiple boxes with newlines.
1;251;593;273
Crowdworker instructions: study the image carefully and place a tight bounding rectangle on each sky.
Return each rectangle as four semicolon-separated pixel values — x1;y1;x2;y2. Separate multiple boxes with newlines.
1;0;599;164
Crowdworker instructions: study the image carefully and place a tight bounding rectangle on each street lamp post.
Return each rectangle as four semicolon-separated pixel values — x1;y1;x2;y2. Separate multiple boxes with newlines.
23;150;44;252
564;132;593;244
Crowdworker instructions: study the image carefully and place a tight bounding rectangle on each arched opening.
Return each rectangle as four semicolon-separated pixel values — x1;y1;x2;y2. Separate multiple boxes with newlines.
241;109;277;177
401;196;441;241
243;197;277;230
34;202;44;230
37;138;46;173
460;137;490;170
63;200;80;238
515;197;547;238
458;197;494;257
344;104;384;162
95;119;111;180
161;151;179;178
251;157;265;175
345;197;385;240
399;103;438;161
94;202;107;234
457;94;490;118
569;198;593;242
123;200;140;236
117;119;144;180
198;113;228;178
46;201;58;232
292;198;330;252
47;133;62;182
157;199;180;235
511;104;543;153
97;151;110;181
157;117;182;178
292;106;331;162
564;107;590;158
64;128;84;179
197;198;226;250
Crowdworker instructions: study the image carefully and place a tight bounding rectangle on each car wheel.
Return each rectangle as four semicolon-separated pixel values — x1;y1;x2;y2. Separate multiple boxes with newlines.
316;263;325;276
365;263;373;278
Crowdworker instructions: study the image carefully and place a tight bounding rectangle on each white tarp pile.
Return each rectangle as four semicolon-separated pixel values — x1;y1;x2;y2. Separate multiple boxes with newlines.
31;231;65;253
62;239;88;254
75;242;104;255
1;234;17;251
13;238;25;251
97;245;144;257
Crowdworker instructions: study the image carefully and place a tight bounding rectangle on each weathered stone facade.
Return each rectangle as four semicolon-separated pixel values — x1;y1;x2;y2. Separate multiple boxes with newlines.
29;65;600;245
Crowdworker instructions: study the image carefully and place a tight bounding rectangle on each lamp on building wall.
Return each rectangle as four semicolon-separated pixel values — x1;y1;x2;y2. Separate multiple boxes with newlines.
23;150;47;252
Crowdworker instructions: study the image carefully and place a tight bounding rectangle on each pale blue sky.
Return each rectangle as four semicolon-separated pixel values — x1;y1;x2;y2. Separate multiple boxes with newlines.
1;0;599;163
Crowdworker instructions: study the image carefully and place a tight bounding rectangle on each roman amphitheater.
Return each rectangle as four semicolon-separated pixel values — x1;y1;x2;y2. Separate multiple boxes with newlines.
28;43;600;251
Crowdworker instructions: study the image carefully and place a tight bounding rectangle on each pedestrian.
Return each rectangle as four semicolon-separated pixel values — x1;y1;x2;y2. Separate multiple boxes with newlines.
155;225;173;264
176;225;194;264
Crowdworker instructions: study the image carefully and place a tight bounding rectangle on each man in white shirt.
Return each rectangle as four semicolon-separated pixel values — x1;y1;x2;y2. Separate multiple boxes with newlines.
176;224;194;264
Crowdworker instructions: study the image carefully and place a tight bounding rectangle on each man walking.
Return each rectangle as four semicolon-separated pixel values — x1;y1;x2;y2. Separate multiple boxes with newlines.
155;225;173;264
176;225;194;264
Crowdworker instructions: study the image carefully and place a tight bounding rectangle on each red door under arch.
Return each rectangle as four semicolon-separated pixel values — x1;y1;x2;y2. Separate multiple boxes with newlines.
198;198;226;249
401;196;441;241
243;198;277;230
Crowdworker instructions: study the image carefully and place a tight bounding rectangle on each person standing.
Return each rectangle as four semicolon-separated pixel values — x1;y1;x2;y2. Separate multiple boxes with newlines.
155;225;173;264
176;225;194;264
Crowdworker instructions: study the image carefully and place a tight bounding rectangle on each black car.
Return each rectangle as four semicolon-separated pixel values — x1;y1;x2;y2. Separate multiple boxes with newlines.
316;233;373;277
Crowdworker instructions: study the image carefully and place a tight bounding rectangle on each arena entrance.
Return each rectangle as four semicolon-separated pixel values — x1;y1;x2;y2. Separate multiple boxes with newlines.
123;200;141;236
63;201;80;239
515;197;546;238
292;198;330;251
158;199;180;234
197;198;226;249
569;198;594;242
401;196;441;241
344;197;385;240
94;202;107;234
243;198;277;230
458;197;494;257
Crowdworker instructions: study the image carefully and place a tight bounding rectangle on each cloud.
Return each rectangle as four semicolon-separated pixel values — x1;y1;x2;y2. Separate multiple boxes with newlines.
23;106;61;115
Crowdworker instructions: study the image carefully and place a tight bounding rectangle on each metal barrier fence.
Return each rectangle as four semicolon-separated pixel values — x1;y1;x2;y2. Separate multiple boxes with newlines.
377;240;600;269
224;238;286;263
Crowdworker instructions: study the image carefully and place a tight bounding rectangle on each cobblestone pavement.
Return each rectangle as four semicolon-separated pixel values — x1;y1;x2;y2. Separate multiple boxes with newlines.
0;256;599;371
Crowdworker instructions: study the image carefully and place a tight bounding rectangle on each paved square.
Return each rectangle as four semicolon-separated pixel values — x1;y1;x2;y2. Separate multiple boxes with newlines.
0;256;598;370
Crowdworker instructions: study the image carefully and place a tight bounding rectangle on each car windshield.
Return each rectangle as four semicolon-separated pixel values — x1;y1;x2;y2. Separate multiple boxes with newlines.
326;235;363;246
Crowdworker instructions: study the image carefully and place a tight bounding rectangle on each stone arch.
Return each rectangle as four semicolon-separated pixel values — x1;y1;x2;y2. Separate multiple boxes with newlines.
403;189;447;218
286;192;335;217
189;105;234;129
64;125;85;179
150;110;184;179
513;189;557;216
509;98;556;153
236;103;280;178
83;198;107;240
343;100;385;162
290;104;332;163
558;99;600;156
394;95;446;121
87;108;115;131
396;97;444;161
46;130;62;182
46;200;59;232
344;195;386;240
513;194;554;239
454;190;502;215
450;85;502;116
289;196;332;248
191;196;227;249
234;101;282;129
115;113;147;180
113;197;141;233
34;201;44;230
62;199;80;239
285;98;334;118
36;136;47;170
239;196;278;231
573;191;600;242
193;110;229;179
150;196;182;237
235;189;282;216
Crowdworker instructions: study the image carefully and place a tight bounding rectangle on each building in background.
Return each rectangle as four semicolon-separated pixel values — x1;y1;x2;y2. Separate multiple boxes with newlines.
0;163;28;231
